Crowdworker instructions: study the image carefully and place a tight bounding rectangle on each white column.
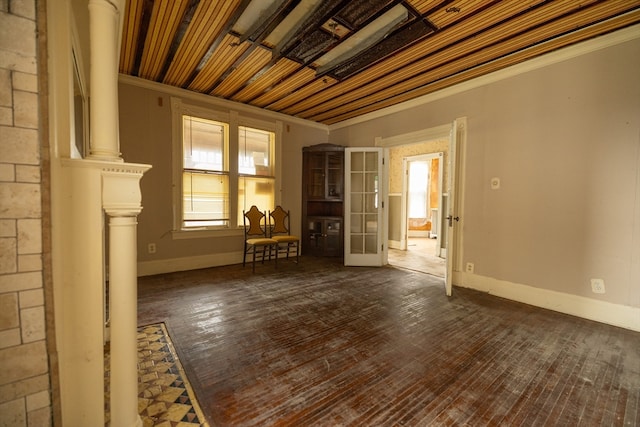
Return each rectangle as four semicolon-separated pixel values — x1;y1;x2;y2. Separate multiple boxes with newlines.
103;165;150;427
86;1;147;425
107;214;142;427
88;0;122;160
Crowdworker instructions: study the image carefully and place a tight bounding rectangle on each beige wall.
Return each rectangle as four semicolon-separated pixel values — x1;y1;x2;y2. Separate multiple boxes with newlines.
118;81;329;270
329;37;640;311
0;1;53;425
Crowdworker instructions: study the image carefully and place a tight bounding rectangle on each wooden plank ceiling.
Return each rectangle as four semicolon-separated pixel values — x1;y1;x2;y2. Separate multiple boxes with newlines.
119;0;640;125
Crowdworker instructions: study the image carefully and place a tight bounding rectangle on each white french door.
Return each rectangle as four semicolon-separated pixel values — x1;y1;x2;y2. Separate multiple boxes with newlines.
344;148;386;266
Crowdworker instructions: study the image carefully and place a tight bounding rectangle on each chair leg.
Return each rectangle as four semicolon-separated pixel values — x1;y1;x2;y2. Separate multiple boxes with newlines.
274;244;278;268
252;246;256;273
243;242;247;267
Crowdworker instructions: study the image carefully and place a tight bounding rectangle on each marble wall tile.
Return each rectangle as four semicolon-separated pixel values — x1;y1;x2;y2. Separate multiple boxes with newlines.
20;306;44;343
15;165;40;183
0;127;40;164
0;68;10;106
0;183;41;218
18;254;41;272
26;389;49;412
0;292;19;330
0;219;15;237
0;328;21;348
0;271;42;293
12;72;37;93
0;341;48;386
9;0;36;20
0;398;27;427
27;406;50;427
0;164;15;182
0;374;49;402
0;237;17;274
17;219;41;254
19;288;42;308
0;12;36;56
13;91;38;129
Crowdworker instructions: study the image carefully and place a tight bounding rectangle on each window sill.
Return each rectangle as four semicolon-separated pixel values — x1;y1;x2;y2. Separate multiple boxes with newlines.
172;227;244;240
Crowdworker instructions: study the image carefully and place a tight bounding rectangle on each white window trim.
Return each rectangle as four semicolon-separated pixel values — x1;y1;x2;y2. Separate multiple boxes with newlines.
170;97;281;239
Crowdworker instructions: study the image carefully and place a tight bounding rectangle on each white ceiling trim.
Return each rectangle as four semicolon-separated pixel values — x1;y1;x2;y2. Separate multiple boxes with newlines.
118;74;330;132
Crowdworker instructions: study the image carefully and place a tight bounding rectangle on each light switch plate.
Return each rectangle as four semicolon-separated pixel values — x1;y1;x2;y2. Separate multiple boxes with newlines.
491;177;500;190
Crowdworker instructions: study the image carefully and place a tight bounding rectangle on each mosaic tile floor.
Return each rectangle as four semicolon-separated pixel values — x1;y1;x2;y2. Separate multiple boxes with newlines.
105;323;208;426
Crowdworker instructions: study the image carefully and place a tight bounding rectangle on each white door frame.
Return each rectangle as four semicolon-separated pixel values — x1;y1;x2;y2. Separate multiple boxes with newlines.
376;119;466;295
376;124;452;252
444;118;467;296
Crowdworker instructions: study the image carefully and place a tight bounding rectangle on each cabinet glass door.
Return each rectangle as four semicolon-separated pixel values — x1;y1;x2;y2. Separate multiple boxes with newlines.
345;148;384;266
326;152;343;199
307;152;325;199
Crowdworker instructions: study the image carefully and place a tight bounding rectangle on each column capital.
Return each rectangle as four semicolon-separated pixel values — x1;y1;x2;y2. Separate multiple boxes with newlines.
102;162;152;217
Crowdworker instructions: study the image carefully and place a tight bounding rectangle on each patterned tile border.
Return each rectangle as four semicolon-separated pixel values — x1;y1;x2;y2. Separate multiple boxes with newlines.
105;323;208;426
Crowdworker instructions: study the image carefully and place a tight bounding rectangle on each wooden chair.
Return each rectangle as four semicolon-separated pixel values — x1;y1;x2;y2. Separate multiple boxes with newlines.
268;206;300;263
243;205;278;272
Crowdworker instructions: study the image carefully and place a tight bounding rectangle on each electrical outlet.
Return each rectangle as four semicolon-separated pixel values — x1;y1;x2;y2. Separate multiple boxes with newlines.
465;262;474;274
591;278;605;294
148;243;156;254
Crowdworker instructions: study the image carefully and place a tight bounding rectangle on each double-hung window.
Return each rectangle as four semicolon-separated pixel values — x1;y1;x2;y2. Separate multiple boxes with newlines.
173;98;279;233
238;125;275;225
182;115;229;227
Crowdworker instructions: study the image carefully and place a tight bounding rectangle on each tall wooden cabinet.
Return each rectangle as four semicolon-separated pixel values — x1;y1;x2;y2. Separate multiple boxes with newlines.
302;144;344;257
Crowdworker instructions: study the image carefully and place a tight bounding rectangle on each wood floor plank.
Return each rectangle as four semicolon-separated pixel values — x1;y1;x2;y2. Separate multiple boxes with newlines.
137;257;640;426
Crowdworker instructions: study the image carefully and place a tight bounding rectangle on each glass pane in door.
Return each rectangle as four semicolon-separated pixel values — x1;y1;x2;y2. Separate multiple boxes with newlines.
327;153;343;199
348;151;378;255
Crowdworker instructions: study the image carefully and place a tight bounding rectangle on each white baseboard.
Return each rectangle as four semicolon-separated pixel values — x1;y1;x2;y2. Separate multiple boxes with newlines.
454;272;640;332
138;251;244;276
408;231;431;238
388;239;402;249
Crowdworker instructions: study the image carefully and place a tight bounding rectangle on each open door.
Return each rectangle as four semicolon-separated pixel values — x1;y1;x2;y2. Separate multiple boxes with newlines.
345;147;386;266
444;118;465;296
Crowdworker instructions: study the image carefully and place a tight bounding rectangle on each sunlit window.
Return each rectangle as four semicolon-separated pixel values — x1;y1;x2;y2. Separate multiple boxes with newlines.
182;116;229;227
174;101;278;232
408;161;429;218
238;126;275;224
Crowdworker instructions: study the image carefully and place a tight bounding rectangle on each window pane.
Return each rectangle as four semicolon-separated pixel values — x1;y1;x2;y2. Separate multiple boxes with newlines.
183;116;225;171
409;161;429;218
238;177;274;225
183;171;229;227
239;126;272;176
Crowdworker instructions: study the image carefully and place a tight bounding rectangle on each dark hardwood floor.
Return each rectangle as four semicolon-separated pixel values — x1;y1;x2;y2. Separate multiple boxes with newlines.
137;257;640;426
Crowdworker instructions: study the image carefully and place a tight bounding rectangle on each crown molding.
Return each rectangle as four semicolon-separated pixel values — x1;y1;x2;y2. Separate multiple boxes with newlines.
118;74;329;132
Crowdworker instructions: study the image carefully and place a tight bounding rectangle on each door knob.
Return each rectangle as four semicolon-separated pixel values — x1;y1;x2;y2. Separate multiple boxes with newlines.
445;215;460;226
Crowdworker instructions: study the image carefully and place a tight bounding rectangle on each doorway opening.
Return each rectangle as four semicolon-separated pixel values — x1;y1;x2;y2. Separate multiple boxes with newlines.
376;118;466;295
386;145;447;277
